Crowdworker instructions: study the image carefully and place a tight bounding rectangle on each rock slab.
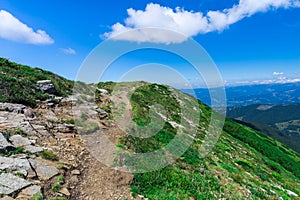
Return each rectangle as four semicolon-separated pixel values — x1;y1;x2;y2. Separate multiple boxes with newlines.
29;159;59;180
0;173;31;195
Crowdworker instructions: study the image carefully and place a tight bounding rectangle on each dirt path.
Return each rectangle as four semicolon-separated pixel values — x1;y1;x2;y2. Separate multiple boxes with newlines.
70;90;140;200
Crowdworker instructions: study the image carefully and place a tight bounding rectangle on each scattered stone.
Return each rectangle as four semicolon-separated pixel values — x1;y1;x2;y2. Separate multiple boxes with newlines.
17;185;41;199
55;124;74;133
286;189;298;197
47;103;55;107
9;135;31;147
59;187;71;196
24;109;34;118
29;159;59;181
69;175;79;185
94;107;108;119
0;132;14;152
71;169;81;175
96;88;109;95
0;157;34;177
0;173;31;195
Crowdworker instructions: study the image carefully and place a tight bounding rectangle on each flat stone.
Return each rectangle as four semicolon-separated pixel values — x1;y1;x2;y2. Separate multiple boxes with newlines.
0;132;14;152
71;169;81;175
17;185;41;199
0;173;31;195
9;135;31;147
23;145;43;154
29;159;59;181
0;157;34;177
59;187;71;196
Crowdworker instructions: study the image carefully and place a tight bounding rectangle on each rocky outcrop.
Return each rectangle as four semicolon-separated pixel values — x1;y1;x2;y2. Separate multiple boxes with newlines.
36;80;55;94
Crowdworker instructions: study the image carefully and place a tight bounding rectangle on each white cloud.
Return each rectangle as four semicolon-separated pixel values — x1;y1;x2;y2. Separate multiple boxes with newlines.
0;10;54;44
104;0;300;44
273;71;284;75
60;47;76;55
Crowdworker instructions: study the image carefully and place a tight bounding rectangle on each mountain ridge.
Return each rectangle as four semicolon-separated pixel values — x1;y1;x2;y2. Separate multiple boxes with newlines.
0;58;300;199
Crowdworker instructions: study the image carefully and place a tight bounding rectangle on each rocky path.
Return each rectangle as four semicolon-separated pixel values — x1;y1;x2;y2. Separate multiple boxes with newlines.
0;90;140;200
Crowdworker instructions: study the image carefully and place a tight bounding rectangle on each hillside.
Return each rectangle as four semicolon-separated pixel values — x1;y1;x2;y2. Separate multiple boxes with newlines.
0;57;74;107
227;104;300;153
95;82;300;199
0;59;300;199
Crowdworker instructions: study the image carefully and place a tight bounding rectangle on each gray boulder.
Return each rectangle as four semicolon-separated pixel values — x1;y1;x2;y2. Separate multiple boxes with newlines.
36;80;56;94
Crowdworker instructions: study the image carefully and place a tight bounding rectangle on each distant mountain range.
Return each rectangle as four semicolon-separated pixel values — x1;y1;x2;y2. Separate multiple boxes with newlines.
182;82;300;107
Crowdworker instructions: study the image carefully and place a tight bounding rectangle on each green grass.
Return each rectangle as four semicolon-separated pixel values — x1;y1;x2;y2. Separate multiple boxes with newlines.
40;150;58;161
51;184;62;192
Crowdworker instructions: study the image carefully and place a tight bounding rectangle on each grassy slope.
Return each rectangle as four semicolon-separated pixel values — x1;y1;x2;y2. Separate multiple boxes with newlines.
99;82;300;200
0;57;73;107
227;104;300;153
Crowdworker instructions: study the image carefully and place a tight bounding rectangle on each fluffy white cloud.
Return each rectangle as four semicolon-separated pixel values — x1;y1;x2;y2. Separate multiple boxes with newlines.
0;10;54;45
104;0;300;44
60;47;76;55
273;71;284;75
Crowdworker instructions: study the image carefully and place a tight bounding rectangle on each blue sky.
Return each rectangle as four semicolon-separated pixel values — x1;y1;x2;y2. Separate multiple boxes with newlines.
0;0;300;87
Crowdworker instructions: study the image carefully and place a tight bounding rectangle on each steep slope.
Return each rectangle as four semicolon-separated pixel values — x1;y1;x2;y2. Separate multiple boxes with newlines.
227;104;300;153
0;57;74;107
96;82;300;200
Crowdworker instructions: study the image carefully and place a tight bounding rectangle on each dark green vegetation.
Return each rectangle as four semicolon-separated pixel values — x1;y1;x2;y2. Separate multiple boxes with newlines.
227;104;300;153
40;150;58;161
0;57;73;107
98;82;300;199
